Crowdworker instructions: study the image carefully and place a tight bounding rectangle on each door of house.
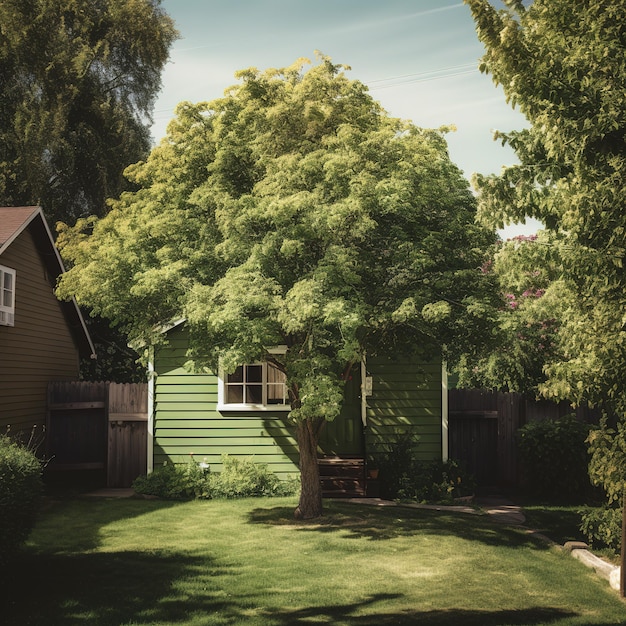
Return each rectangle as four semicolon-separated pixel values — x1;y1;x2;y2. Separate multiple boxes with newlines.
318;371;364;456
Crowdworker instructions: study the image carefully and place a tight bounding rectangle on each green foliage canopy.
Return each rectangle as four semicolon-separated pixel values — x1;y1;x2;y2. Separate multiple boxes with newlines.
0;0;177;226
455;231;570;396
58;56;496;516
466;0;626;411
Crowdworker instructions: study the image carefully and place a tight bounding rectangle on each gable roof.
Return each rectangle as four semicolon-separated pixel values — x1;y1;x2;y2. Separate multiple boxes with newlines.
0;206;42;251
0;206;96;358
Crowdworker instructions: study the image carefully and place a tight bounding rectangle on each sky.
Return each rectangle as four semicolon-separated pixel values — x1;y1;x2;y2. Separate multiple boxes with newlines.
151;0;541;238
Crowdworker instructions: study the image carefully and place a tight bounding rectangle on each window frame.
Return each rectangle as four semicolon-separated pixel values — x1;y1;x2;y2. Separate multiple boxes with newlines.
217;347;291;412
0;264;16;326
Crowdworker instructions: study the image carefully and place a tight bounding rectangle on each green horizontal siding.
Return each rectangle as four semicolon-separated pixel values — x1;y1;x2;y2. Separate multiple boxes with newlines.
366;356;442;462
153;326;299;476
153;325;443;476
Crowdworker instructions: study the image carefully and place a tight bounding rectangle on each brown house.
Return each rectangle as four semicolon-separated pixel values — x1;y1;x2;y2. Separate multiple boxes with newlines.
0;206;95;436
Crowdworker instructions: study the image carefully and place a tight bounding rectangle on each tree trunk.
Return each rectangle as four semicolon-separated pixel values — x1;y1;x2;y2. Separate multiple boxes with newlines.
294;418;324;519
619;486;626;598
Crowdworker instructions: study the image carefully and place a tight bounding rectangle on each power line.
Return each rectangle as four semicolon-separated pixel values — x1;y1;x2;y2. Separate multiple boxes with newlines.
368;69;477;91
367;62;476;86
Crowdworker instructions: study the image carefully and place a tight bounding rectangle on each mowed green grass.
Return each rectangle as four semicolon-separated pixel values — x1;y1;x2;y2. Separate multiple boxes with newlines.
2;497;625;625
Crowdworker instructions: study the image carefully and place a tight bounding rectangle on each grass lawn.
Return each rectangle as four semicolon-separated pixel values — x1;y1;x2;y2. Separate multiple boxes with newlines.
2;496;625;625
522;504;592;546
520;500;620;565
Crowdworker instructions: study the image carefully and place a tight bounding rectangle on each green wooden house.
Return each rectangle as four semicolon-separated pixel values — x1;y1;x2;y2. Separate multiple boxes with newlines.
149;321;449;496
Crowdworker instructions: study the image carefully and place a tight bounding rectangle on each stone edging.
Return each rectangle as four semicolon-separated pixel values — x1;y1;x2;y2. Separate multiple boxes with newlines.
563;541;621;591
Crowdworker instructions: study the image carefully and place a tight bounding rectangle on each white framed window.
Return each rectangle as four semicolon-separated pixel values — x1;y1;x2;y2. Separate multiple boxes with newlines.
218;349;290;411
0;265;15;327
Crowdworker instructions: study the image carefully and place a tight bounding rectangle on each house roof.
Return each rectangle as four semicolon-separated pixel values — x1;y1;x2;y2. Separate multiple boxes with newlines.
0;206;41;251
0;206;96;358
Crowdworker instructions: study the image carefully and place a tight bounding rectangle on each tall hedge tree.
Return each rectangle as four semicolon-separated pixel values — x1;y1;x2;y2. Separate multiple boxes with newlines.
466;0;626;412
57;57;496;519
0;0;177;226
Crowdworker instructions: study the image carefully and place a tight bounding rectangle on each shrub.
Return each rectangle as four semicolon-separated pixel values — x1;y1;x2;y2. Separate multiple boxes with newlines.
208;455;298;498
581;417;626;549
516;415;594;500
132;455;298;500
375;432;421;500
376;434;474;503
587;417;626;506
132;460;210;499
0;435;43;564
580;506;622;551
381;458;475;503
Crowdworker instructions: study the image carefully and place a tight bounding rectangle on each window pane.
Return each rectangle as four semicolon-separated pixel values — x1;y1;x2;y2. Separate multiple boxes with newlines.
228;366;243;383
227;385;243;403
246;365;262;383
246;384;263;404
1;270;11;307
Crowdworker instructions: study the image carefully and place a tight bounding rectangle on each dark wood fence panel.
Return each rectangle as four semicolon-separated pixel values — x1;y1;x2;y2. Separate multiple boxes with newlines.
107;383;148;488
448;389;500;486
46;381;108;470
47;381;148;487
109;383;148;420
448;389;597;488
497;392;524;486
108;420;147;488
448;413;498;485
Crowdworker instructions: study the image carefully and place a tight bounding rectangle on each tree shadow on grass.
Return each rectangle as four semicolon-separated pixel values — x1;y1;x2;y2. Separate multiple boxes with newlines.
268;597;577;626
1;549;240;625
1;556;579;626
247;501;544;549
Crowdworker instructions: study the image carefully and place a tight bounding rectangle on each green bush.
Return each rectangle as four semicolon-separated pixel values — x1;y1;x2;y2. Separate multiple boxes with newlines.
0;435;43;564
132;460;210;499
208;455;298;498
580;506;622;551
581;417;626;549
376;434;475;503
132;455;298;500
375;432;420;500
587;417;626;506
517;415;594;500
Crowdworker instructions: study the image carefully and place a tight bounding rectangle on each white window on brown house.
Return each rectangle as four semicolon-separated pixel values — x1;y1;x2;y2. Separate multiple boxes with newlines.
0;265;15;326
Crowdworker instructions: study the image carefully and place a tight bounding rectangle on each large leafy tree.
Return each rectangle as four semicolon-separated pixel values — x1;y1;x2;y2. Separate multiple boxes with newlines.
57;57;496;518
465;0;626;412
0;0;177;226
466;0;626;546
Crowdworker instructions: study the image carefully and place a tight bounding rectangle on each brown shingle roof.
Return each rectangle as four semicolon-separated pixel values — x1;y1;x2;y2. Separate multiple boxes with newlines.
0;206;40;247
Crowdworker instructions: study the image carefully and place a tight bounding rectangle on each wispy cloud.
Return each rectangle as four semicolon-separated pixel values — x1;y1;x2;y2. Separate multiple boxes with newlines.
327;2;464;36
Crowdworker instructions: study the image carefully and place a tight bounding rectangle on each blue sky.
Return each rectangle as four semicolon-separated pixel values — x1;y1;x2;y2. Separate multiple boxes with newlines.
151;0;540;237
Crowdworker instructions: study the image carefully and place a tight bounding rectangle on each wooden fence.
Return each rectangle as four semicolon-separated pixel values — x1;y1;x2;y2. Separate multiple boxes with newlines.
47;381;148;488
448;389;596;487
